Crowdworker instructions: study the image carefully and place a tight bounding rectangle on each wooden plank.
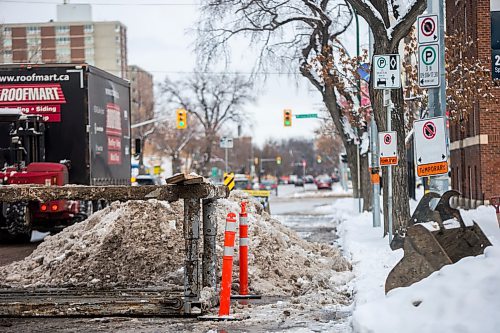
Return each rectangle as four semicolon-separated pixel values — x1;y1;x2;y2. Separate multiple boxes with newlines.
166;173;187;184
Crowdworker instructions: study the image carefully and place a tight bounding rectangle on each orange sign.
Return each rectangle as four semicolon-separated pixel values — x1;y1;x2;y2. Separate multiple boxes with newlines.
417;161;448;177
380;157;398;166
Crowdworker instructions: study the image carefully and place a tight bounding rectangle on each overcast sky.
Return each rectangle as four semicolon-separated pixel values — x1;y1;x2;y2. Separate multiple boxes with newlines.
0;0;368;146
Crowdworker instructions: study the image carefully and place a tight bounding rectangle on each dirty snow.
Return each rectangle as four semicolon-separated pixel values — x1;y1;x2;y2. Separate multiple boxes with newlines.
0;191;351;301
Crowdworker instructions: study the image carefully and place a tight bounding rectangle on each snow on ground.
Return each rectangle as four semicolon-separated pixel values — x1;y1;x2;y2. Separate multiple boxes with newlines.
327;196;500;333
284;183;353;199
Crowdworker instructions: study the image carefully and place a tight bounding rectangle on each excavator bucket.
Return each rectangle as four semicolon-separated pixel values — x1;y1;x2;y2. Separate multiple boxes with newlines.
385;190;492;293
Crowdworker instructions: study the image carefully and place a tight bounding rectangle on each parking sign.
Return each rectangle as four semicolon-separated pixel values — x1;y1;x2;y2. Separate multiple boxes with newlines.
373;54;401;89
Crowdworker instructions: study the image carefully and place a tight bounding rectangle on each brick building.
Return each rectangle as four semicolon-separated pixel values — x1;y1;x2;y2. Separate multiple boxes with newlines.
0;3;128;79
447;0;500;208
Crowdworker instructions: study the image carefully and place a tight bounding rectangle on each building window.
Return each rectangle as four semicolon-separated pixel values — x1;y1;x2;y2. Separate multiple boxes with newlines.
2;27;11;35
56;47;71;62
3;49;12;62
55;25;70;34
26;26;40;34
3;38;11;48
56;36;70;45
115;24;121;32
84;24;93;33
85;36;93;45
27;37;41;46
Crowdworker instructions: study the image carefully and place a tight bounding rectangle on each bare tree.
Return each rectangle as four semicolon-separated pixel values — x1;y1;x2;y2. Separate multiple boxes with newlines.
343;0;426;233
159;71;255;174
197;0;379;210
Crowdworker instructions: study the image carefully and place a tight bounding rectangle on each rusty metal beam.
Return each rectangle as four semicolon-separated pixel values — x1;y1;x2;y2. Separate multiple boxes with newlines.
0;184;228;203
0;288;187;317
183;198;201;314
202;198;218;290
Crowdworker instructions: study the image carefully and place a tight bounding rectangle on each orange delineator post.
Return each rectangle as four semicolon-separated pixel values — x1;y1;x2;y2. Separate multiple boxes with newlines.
239;201;249;295
218;212;237;317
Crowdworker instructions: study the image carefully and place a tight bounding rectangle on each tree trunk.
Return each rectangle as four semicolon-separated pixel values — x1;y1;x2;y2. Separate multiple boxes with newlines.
370;73;411;235
321;86;372;211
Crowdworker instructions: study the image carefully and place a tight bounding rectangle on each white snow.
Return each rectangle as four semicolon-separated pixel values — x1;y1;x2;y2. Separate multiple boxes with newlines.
328;196;500;333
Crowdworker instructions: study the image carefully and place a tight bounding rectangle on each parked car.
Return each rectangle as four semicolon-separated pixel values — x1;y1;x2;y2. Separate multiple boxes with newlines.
134;174;162;186
304;175;315;184
331;173;340;183
315;175;332;190
294;177;304;187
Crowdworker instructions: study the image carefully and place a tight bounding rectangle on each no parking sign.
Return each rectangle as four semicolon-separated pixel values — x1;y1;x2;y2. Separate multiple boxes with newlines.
378;131;398;166
414;116;448;177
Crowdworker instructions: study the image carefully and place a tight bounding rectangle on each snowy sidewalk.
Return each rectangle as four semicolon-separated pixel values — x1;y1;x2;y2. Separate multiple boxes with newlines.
329;198;500;333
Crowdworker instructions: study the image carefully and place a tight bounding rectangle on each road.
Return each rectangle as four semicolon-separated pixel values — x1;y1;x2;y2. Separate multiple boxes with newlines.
0;184;352;332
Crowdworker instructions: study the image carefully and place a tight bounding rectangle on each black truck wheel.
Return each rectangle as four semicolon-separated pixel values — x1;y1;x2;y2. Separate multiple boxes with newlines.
5;202;32;243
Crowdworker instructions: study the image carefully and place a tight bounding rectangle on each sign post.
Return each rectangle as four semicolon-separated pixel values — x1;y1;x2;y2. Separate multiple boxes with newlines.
220;137;234;173
417;7;448;194
374;54;401;242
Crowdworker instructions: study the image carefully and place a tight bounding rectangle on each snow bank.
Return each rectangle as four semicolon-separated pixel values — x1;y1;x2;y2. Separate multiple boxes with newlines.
332;197;500;333
353;246;500;333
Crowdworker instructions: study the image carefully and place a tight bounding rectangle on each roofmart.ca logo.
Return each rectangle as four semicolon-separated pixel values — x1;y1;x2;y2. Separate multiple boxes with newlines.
0;73;70;83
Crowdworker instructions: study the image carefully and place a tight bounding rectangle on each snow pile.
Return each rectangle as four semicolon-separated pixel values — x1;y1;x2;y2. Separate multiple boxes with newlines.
0;200;186;288
219;191;352;296
0;191;351;299
332;197;500;333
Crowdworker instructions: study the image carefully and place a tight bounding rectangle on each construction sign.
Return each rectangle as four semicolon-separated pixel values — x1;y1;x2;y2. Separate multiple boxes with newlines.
378;131;398;166
223;172;235;191
414;116;449;177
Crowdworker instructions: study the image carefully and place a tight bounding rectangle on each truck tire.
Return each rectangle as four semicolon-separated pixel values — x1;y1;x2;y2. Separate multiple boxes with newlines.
5;202;32;243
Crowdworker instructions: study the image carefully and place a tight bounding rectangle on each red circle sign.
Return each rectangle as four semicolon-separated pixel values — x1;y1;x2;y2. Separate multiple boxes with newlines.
423;121;436;139
421;18;435;37
384;134;392;145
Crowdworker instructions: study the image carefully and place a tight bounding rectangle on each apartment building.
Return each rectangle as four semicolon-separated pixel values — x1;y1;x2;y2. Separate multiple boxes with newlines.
0;4;128;78
447;0;500;208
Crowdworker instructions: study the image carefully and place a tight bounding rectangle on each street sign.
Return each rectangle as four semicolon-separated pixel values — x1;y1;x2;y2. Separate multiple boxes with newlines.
357;63;371;82
417;14;439;44
220;136;233;149
418;44;440;88
493;49;500;80
378;131;398;166
223;172;235;191
373;54;401;89
383;90;391;107
295;113;318;119
414;116;448;177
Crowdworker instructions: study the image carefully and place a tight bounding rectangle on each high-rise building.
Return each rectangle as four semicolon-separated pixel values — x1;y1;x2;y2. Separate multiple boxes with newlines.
0;3;128;78
447;0;500;208
129;65;154;126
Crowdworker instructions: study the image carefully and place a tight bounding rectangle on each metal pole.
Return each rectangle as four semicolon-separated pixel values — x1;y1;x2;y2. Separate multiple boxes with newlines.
224;147;228;173
202;198;217;290
427;0;449;195
183;198;201;314
387;93;393;243
355;8;362;213
356;142;361;212
370;119;381;227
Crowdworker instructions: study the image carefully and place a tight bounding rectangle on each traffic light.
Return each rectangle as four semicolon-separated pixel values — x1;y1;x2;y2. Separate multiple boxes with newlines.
340;153;348;163
176;108;187;129
283;109;292;127
276;156;281;165
317;155;322;164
